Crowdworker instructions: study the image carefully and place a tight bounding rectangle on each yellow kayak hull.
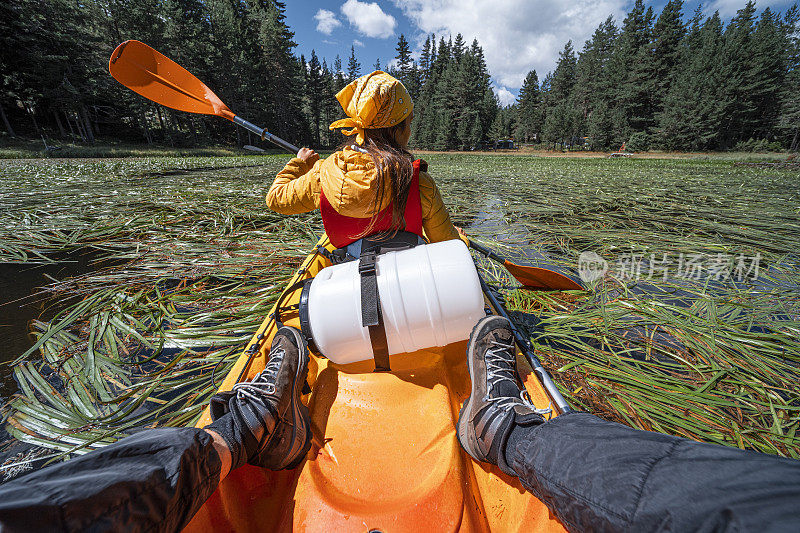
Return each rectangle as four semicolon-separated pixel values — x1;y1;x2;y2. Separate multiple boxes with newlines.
185;237;566;532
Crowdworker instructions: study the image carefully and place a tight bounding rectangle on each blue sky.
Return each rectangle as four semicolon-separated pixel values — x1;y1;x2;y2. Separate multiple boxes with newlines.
285;0;796;106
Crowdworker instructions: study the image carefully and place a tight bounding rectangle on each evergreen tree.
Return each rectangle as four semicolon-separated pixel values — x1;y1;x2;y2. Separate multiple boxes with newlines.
394;34;419;98
551;41;577;101
419;35;433;85
333;55;347;92
747;8;789;139
320;59;339;146
576;16;618;149
1;0;796;153
609;0;656;143
306;50;324;145
453;33;466;63
515;70;541;142
543;41;579;147
651;1;685;101
347;45;361;81
248;1;307;144
656;11;726;149
717;1;758;146
778;5;800;150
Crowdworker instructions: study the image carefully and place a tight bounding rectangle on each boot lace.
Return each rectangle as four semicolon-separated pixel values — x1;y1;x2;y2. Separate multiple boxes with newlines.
232;347;284;401
484;338;552;416
484;338;518;390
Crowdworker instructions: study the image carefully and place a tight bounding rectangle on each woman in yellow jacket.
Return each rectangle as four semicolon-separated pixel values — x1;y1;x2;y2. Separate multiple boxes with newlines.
266;71;462;246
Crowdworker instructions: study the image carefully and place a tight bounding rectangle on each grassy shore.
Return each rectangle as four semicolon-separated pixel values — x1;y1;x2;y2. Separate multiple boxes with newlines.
0;137;287;159
0;153;797;472
2;136;793;160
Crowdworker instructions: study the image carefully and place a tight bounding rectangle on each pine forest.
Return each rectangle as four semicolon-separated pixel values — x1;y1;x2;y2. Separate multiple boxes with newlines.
1;0;798;152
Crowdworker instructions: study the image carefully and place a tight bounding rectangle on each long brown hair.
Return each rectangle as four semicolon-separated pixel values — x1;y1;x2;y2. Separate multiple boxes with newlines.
339;116;414;239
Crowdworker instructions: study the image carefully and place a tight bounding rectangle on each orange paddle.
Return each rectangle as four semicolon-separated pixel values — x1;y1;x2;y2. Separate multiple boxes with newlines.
108;40;298;153
468;239;584;291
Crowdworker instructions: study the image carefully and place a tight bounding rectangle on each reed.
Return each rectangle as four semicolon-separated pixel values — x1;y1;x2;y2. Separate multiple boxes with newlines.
1;153;798;467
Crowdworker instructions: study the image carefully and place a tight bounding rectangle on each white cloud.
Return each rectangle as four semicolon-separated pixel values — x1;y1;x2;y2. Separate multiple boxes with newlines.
354;39;365;47
706;0;794;19
315;9;342;35
341;0;397;39
394;0;626;89
494;85;516;107
706;0;745;18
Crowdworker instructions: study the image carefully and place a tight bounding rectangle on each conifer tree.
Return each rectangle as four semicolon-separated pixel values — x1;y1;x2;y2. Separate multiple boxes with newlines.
747;8;789;139
3;0;798;152
306;50;324;145
394;34;419;98
347;46;361;81
576;16;618;148
608;0;655;143
515;70;541;142
419;36;433;85
656;10;726;149
718;1;758;146
453;34;466;63
542;42;581;148
333;56;347;92
320;59;339;146
651;0;686;114
778;5;800;150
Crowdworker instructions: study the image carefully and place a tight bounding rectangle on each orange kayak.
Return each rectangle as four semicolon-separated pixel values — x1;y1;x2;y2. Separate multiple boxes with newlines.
184;237;566;532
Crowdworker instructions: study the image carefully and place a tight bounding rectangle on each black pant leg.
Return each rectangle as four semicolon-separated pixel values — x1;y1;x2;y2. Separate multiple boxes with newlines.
506;411;800;532
0;427;221;533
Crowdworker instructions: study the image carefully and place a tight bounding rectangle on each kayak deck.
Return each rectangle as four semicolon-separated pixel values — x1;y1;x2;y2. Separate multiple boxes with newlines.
185;238;566;532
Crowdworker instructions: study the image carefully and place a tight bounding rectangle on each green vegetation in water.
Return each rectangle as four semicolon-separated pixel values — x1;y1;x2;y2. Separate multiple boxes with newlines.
0;155;319;461
0;154;798;472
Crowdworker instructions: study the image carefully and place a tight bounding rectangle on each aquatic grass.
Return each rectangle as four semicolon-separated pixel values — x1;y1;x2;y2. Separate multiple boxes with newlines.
500;268;800;457
1;153;799;467
0;155;319;461
435;154;800;457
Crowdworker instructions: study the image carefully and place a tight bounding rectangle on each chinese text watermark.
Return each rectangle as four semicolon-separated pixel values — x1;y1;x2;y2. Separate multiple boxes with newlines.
578;252;760;284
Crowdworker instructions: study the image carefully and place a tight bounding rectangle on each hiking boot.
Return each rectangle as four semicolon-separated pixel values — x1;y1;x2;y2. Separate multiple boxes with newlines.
209;326;312;470
457;316;548;475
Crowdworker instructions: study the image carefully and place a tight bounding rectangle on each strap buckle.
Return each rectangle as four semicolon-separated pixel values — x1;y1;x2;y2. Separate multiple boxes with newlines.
358;251;377;275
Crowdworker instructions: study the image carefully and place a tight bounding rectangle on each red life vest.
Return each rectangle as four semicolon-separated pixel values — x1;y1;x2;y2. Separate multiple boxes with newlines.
320;159;425;249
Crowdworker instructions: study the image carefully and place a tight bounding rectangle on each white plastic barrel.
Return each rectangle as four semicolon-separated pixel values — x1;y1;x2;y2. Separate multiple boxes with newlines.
305;239;485;365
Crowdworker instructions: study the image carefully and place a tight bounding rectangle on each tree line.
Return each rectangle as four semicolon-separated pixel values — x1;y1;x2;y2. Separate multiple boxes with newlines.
1;0;312;147
1;0;797;152
512;0;799;152
301;33;499;151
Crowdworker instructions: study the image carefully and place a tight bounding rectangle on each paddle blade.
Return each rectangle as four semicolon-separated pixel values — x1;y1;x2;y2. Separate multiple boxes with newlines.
109;40;234;120
504;261;584;291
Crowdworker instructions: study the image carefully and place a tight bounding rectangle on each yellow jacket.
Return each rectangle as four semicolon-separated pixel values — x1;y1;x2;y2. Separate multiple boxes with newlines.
266;147;460;244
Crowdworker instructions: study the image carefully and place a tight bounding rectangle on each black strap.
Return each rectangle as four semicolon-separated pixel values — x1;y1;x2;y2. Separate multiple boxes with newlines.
316;244;351;264
359;250;390;372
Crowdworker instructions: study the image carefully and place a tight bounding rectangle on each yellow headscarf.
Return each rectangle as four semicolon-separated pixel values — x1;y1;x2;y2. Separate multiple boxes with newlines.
329;71;413;145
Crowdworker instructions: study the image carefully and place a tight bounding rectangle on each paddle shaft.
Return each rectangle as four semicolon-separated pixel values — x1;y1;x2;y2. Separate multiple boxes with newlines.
468;239;506;264
231;116;299;154
477;272;572;414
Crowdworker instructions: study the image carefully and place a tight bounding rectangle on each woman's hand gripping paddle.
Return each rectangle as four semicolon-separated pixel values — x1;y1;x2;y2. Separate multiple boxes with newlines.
108;40;298;154
467;238;584;291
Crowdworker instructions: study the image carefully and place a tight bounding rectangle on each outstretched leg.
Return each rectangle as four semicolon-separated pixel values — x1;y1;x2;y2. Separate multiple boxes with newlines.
458;316;800;532
0;326;312;533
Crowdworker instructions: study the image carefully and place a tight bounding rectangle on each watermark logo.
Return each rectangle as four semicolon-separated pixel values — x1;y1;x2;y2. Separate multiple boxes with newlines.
577;252;760;282
578;251;609;283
